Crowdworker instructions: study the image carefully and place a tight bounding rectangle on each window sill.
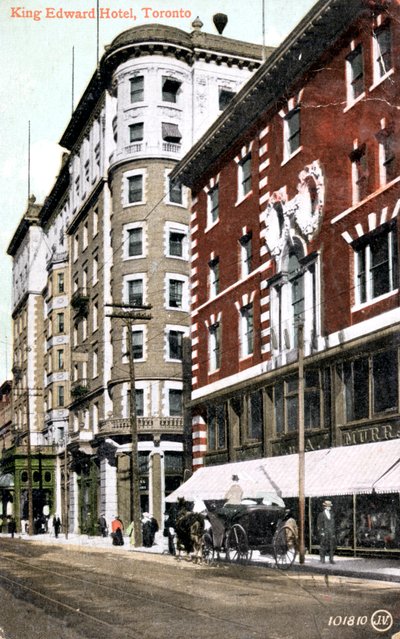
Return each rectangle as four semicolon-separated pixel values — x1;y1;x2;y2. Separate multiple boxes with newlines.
235;190;253;207
343;91;366;113
166;306;187;312
280;145;303;167
369;68;394;93
166;254;187;261
351;288;398;312
205;219;219;233
124;255;145;261
123;200;145;208
239;353;254;362
166;200;185;208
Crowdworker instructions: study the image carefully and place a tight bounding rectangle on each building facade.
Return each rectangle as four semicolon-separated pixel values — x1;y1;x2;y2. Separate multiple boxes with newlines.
173;0;400;554
4;19;266;533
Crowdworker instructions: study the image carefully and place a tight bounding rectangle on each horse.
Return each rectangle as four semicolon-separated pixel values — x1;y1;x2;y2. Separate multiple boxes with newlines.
174;498;206;563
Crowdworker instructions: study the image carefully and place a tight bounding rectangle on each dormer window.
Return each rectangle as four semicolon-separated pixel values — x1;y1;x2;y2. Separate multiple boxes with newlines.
162;77;181;103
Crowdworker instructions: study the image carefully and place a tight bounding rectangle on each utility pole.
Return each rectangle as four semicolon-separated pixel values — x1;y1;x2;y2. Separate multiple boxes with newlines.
298;323;305;564
182;337;192;479
64;435;69;539
25;390;34;536
107;303;152;547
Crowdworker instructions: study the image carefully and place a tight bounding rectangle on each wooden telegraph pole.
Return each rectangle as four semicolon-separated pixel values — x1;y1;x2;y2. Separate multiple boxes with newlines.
298;323;305;564
107;303;152;547
26;389;34;536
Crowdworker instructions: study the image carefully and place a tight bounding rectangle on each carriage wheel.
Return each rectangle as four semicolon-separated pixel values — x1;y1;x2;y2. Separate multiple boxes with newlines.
273;525;297;569
202;532;215;565
225;524;250;564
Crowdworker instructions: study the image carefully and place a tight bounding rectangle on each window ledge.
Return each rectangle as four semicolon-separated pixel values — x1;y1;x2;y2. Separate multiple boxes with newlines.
331;175;400;224
123;201;145;208
369;68;394;93
124;255;145;261
166;254;187;261
235;190;253;207
280;145;303;167
205;219;219;233
239;353;254;362
343;91;366;113
351;288;398;312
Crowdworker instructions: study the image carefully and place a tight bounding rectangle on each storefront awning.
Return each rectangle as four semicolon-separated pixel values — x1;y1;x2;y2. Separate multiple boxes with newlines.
166;439;400;503
0;473;14;488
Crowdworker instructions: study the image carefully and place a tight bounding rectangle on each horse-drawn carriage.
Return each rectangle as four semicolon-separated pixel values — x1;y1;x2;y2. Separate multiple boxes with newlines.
170;497;298;569
202;502;298;569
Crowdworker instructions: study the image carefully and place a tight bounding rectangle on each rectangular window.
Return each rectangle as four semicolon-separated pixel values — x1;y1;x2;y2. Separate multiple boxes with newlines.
219;88;235;110
169;279;183;308
169;231;185;257
92;303;98;331
208;185;219;225
207;404;226;451
209;322;221;372
57;272;64;293
355;223;398;304
284;108;301;157
168;330;183;360
135;389;144;416
132;330;144;359
93;208;98;237
130;76;144;102
343;357;369;422
169;389;182;416
372;349;398;414
239;154;252;197
209;258;220;298
162;77;181;103
351;145;368;204
347;44;364;101
93;256;98;284
169;178;182;204
240;233;252;277
58;386;65;408
304;370;321;430
83;222;88;250
56;313;64;334
374;23;392;80
128;227;143;257
128;279;143;306
379;131;396;185
129;123;143;143
57;349;64;370
84;160;90;183
128;175;143;204
92;350;98;377
248;390;263;440
240;304;254;357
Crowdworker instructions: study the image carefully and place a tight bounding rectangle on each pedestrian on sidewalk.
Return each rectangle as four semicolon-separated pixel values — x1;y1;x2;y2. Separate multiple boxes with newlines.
7;516;16;538
98;514;108;537
317;500;336;564
142;513;159;547
52;515;61;539
111;516;124;546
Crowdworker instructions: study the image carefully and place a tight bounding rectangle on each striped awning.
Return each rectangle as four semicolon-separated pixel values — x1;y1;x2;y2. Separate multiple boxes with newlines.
166;439;400;502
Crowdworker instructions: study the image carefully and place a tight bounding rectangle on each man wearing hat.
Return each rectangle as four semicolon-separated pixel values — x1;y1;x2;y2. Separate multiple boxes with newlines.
317;500;336;564
224;475;243;505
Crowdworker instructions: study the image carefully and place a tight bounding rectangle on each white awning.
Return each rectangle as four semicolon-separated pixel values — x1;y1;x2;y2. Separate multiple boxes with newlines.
166;439;400;502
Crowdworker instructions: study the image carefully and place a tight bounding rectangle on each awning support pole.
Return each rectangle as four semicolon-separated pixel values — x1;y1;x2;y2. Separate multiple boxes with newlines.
353;493;357;557
298;323;305;564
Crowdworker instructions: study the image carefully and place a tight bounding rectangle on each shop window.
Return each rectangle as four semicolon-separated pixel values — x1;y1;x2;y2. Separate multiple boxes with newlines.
284;107;301;158
248;390;263;440
219;88;235;110
207;185;219;226
162;77;181;103
209;257;220;298
169;389;182;416
208;322;221;372
168;330;183;360
238;154;252;199
372;349;398;414
240;232;252;278
354;223;398;304
240;304;254;358
373;22;392;81
129;122;143;143
346;44;364;102
207;404;226;451
130;76;144;102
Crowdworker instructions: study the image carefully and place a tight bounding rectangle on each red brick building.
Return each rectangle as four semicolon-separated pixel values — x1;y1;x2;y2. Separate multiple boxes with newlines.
173;0;400;553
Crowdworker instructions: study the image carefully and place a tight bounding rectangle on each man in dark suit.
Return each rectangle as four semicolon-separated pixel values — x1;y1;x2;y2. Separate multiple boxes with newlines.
317;500;336;564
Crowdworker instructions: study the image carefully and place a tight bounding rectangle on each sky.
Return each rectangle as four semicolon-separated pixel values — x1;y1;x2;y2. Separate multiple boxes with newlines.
0;0;316;381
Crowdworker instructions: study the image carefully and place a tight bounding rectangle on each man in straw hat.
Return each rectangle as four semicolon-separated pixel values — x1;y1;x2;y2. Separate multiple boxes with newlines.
317;500;336;564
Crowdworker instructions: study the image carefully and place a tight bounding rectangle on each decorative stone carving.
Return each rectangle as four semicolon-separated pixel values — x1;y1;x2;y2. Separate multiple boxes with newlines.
262;160;324;262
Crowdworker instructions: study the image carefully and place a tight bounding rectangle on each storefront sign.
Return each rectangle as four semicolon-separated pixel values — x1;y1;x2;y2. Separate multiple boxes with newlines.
342;423;400;446
272;432;330;456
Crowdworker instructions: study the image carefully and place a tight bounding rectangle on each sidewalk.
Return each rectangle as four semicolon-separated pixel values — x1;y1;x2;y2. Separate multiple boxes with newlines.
3;531;400;583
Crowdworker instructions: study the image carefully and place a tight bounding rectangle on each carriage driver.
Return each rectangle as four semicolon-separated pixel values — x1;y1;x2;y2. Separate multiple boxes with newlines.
224;475;244;505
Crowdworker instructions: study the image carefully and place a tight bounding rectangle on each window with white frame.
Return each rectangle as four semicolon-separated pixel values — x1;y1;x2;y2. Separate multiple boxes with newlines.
83;222;88;250
238;154;252;199
93;208;98;237
168;329;184;360
284;107;301;158
125;225;143;258
92;403;99;433
168;177;182;204
132;329;144;360
208;322;221;371
162;76;181;103
240;232;252;278
92;349;98;377
168;229;185;258
73;234;79;261
207;185;219;226
346;44;364;102
209;257;220;298
57;312;64;334
127;174;143;204
378;128;396;186
373;22;392;82
57;386;64;408
240;304;254;358
129;122;144;143
354;222;398;305
57;272;64;293
92;255;98;284
130;76;144;102
57;349;64;370
166;274;187;310
82;317;88;341
169;389;182;416
126;277;144;306
350;145;368;204
92;303;98;332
